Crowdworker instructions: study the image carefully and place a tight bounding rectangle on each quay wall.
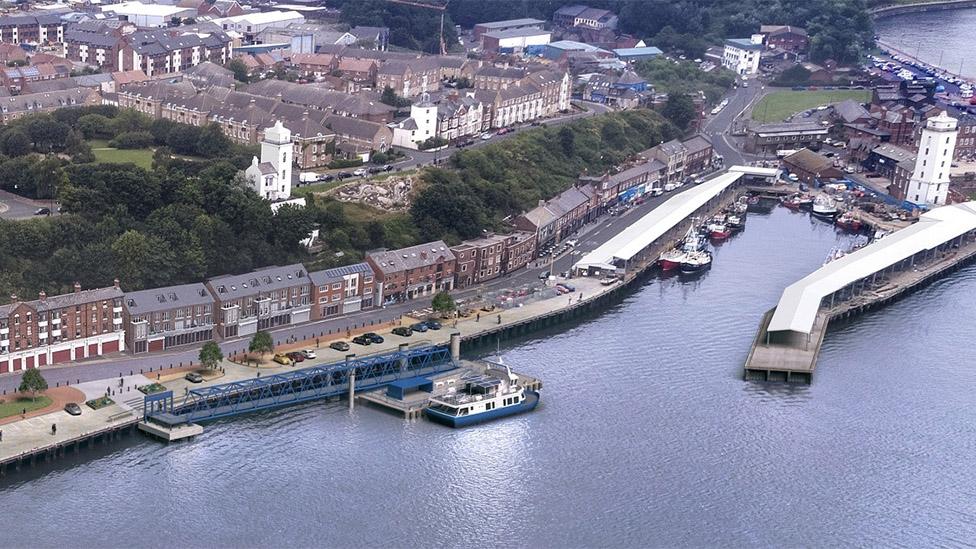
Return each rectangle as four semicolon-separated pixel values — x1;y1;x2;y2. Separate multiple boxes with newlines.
870;0;976;18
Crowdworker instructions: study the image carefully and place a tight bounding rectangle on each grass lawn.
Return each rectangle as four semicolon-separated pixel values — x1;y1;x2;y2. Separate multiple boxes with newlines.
752;89;871;123
0;395;53;419
91;145;155;169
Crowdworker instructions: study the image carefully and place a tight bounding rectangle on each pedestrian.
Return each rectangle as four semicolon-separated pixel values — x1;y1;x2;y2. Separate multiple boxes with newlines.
1;429;3;442
497;314;501;325
51;424;56;435
579;293;583;302
476;313;480;322
316;338;320;349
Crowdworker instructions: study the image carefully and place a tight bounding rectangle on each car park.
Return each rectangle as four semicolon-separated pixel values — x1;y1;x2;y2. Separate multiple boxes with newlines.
352;335;372;346
392;326;412;337
330;341;350;352
64;403;82;416
273;354;292;365
364;332;384;344
185;372;204;383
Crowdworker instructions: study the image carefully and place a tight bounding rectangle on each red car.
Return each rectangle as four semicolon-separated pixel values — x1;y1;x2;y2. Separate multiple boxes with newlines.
286;352;305;363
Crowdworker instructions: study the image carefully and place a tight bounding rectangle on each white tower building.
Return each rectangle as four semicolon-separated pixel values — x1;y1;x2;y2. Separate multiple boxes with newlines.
245;121;293;201
907;111;958;206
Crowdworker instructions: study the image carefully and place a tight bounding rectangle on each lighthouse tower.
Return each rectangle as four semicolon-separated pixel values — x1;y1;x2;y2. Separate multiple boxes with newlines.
907;111;958;206
261;120;292;200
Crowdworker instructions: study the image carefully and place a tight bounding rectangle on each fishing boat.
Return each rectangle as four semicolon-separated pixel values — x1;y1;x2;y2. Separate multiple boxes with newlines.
707;221;731;240
679;250;712;273
811;194;838;219
425;364;539;428
835;211;863;232
726;214;744;231
680;224;708;252
658;248;689;271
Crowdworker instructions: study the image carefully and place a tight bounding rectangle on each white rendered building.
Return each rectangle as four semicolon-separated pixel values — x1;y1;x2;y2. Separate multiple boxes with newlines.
722;35;763;76
246;121;294;201
907;111;958;206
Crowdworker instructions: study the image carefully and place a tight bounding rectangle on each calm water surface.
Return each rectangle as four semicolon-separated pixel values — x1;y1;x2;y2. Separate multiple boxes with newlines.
3;207;976;547
876;8;976;78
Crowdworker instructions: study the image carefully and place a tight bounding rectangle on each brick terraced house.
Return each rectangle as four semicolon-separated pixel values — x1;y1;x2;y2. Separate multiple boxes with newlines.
366;241;456;303
123;282;216;354
0;282;124;373
206;264;312;339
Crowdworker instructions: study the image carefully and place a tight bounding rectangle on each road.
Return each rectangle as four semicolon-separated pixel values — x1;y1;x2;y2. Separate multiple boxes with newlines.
701;79;765;166
0;178;682;394
0;92;742;393
0;189;60;221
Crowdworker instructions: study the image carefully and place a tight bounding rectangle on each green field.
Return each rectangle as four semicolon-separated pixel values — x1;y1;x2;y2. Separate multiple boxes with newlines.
0;395;52;419
751;90;871;123
91;146;155;169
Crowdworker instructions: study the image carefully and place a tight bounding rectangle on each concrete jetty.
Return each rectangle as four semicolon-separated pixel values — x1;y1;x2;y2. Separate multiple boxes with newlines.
745;201;976;383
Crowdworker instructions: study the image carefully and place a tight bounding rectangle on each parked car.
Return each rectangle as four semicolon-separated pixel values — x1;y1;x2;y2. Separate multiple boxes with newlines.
352;335;372;346
664;183;678;192
392;326;413;337
383;165;394;172
302;349;317;359
411;322;429;333
425;320;442;330
329;341;350;352
353;168;368;176
336;171;352;179
64;402;82;416
287;351;305;363
318;174;335;182
481;132;494;140
364;332;384;344
185;372;204;383
368;166;383;174
539;270;551;280
34;207;50;216
273;354;292;365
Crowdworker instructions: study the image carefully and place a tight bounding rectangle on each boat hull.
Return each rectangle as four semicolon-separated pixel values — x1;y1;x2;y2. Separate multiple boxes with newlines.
658;258;682;271
811;209;838;219
425;391;540;428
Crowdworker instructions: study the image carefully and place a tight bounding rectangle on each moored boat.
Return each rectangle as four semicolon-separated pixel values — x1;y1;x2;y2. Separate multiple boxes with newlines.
425;366;539;428
835;211;863;232
658;248;689;271
726;214;744;231
811;194;838;219
707;222;731;240
679;250;712;273
680;224;707;252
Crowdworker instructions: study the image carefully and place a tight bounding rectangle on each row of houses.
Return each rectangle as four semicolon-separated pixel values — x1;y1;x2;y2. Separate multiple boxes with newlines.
391;67;571;149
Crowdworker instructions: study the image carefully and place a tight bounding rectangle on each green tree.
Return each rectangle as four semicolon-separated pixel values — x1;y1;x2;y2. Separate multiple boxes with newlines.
432;291;456;315
249;330;274;357
227;58;249;83
380;85;397;106
199;341;223;371
2;129;30;156
558;126;576;157
77;113;114;140
662;93;697;131
19;368;48;402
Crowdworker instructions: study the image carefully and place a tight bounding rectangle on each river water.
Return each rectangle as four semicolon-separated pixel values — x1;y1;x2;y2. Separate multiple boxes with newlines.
875;7;976;78
3;205;976;547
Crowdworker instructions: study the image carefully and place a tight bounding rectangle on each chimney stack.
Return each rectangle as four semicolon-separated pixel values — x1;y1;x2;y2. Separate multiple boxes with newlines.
38;290;46;301
113;278;120;289
74;282;81;293
10;293;17;302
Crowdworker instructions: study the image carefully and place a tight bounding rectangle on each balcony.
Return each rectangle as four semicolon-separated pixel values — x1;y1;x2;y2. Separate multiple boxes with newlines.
51;329;61;337
51;317;61;325
38;320;48;328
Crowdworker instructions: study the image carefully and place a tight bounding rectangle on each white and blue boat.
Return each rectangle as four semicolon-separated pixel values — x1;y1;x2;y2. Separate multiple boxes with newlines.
425;365;539;427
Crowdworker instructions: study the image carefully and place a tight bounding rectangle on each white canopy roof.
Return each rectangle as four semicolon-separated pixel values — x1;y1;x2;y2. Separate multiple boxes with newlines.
769;201;976;334
574;171;744;270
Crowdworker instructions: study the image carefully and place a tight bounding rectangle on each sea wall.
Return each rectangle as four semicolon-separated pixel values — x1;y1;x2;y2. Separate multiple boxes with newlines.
870;0;976;19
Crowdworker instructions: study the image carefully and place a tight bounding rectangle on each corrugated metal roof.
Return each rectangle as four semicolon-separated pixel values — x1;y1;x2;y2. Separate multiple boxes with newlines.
575;170;746;269
768;202;976;334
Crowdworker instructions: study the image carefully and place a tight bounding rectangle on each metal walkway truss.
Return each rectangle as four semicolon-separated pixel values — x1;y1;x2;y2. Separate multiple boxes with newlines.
147;345;457;423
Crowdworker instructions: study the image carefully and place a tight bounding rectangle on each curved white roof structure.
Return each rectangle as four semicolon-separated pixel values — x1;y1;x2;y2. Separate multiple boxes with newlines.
768;201;976;335
574;171;744;271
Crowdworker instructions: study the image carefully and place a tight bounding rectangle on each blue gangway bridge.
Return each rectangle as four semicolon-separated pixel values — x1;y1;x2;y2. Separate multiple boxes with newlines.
143;345;457;424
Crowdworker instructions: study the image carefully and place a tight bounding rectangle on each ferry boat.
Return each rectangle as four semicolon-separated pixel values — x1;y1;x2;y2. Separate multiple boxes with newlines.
679;250;712;273
658;248;689;271
425;366;539;428
811;195;838;219
834;211;863;232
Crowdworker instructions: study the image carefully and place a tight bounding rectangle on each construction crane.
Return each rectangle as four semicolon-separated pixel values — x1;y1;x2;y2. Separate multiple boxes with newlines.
386;0;449;55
